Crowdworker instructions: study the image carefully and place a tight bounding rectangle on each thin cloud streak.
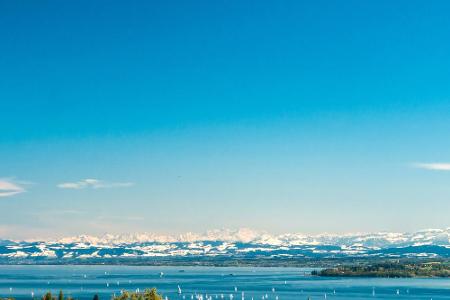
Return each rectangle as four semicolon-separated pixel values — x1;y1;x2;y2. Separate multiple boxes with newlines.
57;178;134;189
412;162;450;171
0;179;26;197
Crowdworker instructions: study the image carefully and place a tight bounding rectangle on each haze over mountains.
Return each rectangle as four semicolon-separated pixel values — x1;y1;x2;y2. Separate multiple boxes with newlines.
1;228;449;264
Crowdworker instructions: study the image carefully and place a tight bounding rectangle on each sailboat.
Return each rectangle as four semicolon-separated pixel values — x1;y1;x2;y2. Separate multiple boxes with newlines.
178;285;182;294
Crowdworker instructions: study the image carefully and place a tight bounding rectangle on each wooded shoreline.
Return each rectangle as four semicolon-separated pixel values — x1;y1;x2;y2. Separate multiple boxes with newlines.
313;261;450;278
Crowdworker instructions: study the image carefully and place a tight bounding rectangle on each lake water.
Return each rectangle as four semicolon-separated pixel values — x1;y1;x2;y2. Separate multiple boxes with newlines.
0;265;448;300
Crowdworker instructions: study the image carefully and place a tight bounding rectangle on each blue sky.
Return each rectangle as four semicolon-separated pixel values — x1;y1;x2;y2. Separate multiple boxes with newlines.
1;0;450;239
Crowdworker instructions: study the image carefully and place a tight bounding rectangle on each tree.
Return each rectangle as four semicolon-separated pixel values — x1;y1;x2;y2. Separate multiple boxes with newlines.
130;293;138;300
144;288;162;300
93;294;100;300
58;290;64;300
119;291;129;300
111;288;163;300
42;292;54;300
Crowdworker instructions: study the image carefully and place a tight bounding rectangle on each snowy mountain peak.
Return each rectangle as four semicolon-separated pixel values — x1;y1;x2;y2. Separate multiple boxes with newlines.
41;227;450;247
1;228;449;263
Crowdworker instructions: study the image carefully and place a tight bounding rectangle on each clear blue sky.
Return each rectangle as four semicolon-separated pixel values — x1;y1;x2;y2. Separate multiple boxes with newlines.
1;0;450;239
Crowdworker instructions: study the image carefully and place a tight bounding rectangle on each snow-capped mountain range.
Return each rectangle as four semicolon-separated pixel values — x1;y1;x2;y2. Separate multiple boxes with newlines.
1;228;449;263
52;228;450;247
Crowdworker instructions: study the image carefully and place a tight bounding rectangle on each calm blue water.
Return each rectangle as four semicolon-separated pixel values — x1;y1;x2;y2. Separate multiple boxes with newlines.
0;266;448;300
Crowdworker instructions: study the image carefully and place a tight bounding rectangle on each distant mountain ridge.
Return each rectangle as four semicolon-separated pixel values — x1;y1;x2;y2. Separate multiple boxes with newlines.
1;228;449;264
50;227;450;247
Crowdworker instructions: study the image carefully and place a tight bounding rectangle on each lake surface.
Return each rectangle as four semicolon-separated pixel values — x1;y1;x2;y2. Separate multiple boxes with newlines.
0;265;448;300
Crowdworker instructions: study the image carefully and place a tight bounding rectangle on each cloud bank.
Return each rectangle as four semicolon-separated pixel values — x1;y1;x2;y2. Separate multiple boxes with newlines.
413;163;450;171
57;179;134;189
0;179;26;197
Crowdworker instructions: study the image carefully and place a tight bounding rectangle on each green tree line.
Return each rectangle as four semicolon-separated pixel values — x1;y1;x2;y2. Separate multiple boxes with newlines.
313;261;450;278
0;288;163;300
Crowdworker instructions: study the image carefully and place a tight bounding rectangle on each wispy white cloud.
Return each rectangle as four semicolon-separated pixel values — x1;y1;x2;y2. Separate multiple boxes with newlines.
29;209;87;217
412;162;450;171
57;178;134;189
0;179;26;197
96;215;144;221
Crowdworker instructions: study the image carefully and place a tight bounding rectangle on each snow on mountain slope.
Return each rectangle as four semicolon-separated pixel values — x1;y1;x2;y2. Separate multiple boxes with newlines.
50;228;450;247
0;228;448;262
